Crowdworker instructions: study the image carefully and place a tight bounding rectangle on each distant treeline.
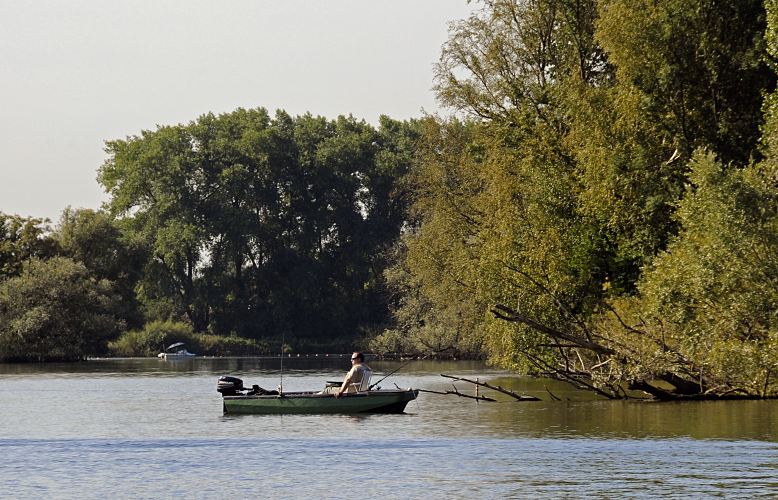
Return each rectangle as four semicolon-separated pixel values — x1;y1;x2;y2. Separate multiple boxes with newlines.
2;0;778;400
0;111;418;360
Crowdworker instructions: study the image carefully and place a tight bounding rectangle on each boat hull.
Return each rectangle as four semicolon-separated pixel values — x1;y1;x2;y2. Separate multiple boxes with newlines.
222;389;419;415
158;352;196;359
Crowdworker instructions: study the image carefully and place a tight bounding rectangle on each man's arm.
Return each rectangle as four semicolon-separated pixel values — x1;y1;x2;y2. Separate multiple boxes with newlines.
335;368;355;398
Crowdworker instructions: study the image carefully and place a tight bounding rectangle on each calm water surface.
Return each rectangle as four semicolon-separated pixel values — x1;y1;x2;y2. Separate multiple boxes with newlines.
1;358;777;498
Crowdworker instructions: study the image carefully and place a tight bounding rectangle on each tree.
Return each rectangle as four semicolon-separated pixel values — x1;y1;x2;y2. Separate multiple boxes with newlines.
372;231;484;358
100;120;213;331
435;0;607;121
99;108;419;341
601;152;778;398
56;208;147;329
392;0;778;398
0;257;125;361
416;0;644;374
596;0;774;164
0;214;59;280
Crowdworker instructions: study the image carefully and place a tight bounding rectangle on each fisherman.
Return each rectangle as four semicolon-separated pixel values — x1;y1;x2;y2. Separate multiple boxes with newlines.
334;352;372;398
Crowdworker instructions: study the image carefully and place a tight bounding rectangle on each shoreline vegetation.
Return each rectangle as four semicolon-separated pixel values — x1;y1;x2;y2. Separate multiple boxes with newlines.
3;1;778;401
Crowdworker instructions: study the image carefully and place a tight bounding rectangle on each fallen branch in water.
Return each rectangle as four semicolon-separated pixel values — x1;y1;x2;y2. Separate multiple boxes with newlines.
417;387;497;402
440;374;540;401
544;385;562;401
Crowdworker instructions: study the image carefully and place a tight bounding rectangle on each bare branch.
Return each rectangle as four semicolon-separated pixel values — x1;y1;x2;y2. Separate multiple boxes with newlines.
441;374;540;401
491;303;615;355
417;387;497;402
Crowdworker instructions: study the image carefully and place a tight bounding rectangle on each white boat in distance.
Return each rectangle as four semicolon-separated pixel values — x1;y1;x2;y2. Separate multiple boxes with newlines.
158;342;196;359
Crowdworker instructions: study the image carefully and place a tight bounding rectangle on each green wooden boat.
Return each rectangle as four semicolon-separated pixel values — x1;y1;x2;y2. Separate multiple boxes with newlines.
217;376;419;415
222;388;419;415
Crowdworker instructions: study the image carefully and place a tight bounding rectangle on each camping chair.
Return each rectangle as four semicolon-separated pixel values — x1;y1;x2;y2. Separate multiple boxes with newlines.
321;370;372;395
350;369;372;393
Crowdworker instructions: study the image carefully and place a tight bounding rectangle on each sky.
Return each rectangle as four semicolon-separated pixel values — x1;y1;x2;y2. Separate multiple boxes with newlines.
0;1;476;222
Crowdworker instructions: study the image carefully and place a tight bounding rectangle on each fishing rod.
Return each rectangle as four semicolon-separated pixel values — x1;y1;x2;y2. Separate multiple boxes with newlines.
369;358;415;390
278;332;284;395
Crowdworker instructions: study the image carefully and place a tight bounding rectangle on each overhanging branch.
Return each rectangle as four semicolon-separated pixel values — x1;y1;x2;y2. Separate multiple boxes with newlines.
491;303;614;355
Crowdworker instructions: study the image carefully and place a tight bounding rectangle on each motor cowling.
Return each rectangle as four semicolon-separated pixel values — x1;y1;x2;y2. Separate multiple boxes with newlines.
217;375;244;396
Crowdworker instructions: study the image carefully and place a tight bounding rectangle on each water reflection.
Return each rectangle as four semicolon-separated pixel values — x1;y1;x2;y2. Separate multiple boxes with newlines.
0;357;491;376
479;399;778;440
1;357;776;442
2;358;777;497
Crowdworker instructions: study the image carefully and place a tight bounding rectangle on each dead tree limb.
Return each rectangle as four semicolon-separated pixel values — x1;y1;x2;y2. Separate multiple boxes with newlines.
417;388;497;402
524;351;620;399
440;374;540;401
544;385;562;401
501;263;593;340
491;304;615;356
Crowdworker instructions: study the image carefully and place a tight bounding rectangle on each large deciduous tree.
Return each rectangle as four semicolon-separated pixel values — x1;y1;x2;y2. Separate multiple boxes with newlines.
99;109;418;341
386;0;778;398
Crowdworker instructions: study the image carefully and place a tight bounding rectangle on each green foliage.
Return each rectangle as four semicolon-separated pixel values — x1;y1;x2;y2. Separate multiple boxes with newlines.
596;0;774;164
99;109;420;340
371;231;484;359
199;334;270;357
107;320;269;357
602;151;778;395
0;214;59;280
107;320;195;357
416;0;641;373
435;0;607;120
0;257;125;361
56;208;147;329
399;119;488;350
384;0;778;397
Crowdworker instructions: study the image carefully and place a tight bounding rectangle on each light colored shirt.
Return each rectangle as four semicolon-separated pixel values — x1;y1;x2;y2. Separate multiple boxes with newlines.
343;363;372;392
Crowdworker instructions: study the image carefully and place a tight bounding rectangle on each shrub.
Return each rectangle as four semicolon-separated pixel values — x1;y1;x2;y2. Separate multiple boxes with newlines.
0;257;124;362
108;320;194;357
108;322;269;357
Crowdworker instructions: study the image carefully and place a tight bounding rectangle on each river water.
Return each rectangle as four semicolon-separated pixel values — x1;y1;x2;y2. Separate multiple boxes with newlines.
1;357;776;498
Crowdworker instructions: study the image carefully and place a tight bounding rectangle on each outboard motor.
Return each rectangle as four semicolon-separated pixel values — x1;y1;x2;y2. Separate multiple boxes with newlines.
217;375;244;396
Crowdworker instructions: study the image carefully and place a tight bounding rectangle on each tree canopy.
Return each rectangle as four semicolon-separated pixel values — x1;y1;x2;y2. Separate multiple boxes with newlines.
98;109;419;341
0;214;58;280
374;0;778;398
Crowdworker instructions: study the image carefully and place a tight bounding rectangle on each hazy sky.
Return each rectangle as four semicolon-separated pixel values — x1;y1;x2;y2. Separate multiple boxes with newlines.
0;1;475;222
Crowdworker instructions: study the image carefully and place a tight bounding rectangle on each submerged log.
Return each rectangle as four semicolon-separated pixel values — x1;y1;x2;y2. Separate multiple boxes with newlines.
627;380;678;401
655;372;704;395
627;380;770;401
440;374;541;401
